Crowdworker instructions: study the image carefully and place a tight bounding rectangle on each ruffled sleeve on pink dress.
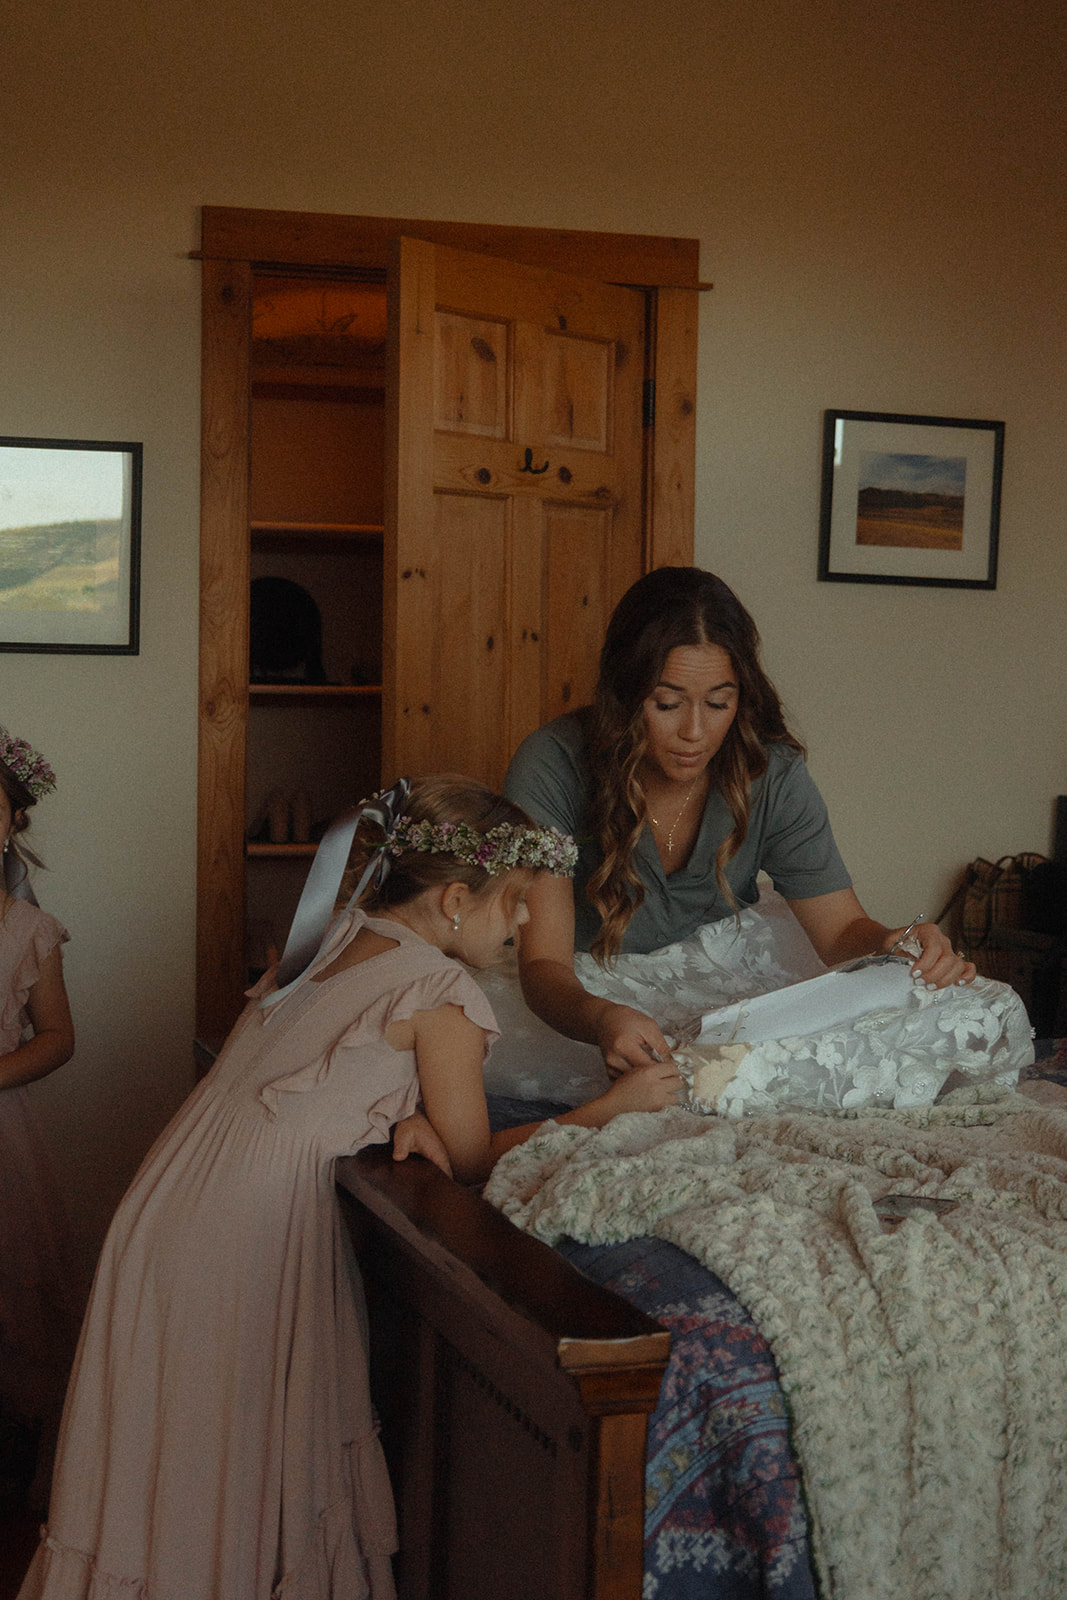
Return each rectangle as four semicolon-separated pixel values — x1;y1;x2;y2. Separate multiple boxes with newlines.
0;900;69;1054
256;911;500;1126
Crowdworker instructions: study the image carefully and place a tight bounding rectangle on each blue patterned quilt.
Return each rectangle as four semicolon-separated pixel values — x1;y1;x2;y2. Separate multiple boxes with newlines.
555;1234;817;1599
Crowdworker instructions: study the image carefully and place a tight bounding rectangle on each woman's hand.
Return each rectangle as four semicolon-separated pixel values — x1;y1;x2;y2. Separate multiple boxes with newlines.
594;1002;676;1078
789;889;975;990
597;1058;684;1116
392;1111;453;1178
518;877;677;1075
885;922;976;989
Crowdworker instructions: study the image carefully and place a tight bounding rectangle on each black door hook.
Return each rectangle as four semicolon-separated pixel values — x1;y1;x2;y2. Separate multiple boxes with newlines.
519;447;549;474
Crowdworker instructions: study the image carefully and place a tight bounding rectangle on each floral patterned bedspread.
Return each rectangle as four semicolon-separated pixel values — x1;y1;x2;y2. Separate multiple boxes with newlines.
488;1096;818;1600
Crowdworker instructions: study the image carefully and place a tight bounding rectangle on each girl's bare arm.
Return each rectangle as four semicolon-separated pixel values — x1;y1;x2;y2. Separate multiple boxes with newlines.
0;946;75;1090
412;1000;681;1185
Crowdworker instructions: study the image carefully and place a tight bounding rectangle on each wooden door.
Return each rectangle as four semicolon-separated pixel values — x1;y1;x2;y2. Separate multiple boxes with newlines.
384;238;648;789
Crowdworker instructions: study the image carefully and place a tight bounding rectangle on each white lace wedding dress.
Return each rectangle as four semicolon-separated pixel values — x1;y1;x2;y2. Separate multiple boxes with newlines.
475;890;1034;1117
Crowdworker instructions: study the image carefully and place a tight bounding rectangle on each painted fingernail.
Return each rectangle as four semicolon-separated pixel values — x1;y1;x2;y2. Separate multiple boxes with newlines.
925;981;938;991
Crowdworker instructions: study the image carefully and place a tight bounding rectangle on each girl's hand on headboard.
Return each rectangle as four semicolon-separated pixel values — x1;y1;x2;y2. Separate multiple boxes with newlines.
392;1111;453;1178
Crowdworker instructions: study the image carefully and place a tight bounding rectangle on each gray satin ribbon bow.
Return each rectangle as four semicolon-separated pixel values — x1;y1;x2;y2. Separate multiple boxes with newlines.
3;844;40;906
262;777;411;1011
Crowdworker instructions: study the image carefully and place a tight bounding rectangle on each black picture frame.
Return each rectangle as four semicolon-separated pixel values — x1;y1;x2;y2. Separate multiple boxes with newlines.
0;435;142;654
818;410;1003;589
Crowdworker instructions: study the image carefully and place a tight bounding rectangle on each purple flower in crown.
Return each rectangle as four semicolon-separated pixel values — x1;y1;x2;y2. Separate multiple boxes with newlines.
0;725;56;800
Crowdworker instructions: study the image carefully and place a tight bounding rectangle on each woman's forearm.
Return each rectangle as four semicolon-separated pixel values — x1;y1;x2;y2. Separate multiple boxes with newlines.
518;954;677;1073
517;955;613;1045
788;888;894;968
815;914;891;966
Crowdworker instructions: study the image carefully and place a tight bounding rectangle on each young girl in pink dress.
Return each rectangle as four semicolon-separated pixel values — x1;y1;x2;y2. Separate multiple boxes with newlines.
21;775;680;1600
0;727;76;1509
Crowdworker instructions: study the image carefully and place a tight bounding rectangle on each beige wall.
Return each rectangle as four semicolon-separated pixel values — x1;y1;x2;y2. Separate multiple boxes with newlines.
3;0;1065;1263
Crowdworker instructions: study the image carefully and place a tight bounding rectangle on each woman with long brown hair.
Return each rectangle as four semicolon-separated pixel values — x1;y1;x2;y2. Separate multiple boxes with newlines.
505;567;988;1082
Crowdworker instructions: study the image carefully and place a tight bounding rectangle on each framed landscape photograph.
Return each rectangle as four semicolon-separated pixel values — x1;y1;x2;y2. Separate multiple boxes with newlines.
818;411;1003;589
0;436;142;653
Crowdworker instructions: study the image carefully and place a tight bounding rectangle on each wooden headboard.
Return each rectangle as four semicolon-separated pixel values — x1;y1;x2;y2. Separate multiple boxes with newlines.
337;1148;670;1600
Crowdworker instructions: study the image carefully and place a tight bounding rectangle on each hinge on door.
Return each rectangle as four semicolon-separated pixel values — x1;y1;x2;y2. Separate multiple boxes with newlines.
642;379;656;427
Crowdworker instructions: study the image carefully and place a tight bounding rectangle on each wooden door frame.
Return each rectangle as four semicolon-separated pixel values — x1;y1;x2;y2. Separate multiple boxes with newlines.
197;205;701;1039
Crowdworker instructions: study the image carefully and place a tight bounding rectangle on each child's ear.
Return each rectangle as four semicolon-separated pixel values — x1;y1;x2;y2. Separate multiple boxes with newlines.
440;882;473;922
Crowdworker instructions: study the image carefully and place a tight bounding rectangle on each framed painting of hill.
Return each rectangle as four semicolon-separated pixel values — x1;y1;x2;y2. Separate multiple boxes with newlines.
818;410;1003;589
0;436;142;652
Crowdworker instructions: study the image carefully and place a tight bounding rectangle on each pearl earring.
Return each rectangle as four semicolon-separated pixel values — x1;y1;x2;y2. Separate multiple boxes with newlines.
452;912;461;931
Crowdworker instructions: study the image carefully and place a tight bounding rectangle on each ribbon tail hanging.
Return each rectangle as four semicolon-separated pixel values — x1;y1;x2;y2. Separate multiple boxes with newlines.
4;847;40;906
261;777;411;1011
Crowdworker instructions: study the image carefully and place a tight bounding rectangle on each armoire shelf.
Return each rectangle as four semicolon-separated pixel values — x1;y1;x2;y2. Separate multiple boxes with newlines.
241;276;388;992
247;842;318;859
250;520;384;539
249;684;383;700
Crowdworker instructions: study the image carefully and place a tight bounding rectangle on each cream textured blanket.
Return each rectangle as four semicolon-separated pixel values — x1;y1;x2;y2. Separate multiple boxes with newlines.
485;1091;1067;1600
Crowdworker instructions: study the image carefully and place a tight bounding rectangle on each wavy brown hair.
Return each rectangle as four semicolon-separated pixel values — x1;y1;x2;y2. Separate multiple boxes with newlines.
347;774;536;915
584;567;803;964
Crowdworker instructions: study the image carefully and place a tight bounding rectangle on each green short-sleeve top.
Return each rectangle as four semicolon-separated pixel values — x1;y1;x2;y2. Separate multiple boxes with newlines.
504;713;853;954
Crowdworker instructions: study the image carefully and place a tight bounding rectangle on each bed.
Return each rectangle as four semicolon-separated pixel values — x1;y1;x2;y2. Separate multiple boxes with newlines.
338;1037;1067;1600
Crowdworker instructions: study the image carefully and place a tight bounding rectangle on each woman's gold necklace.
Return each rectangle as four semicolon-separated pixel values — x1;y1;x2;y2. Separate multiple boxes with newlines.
648;777;702;856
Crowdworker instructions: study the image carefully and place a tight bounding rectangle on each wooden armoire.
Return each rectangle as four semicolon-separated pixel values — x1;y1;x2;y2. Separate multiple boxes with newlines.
197;205;702;1038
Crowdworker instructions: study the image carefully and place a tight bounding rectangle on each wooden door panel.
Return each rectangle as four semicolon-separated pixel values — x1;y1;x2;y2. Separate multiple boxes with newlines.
433;311;511;438
388;236;646;788
430;493;510;782
393;491;510;782
543;331;613;452
507;497;546;767
542;504;616;725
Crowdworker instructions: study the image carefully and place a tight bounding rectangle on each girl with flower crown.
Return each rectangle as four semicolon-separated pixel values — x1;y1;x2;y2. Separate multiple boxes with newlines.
21;774;680;1600
0;726;76;1510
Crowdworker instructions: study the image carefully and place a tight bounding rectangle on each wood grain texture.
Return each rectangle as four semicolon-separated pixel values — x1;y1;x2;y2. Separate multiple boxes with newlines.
388;237;646;785
198;257;252;1038
201;205;701;290
338;1147;668;1599
588;1411;652;1596
648;287;698;569
383;236;438;782
199;211;698;1027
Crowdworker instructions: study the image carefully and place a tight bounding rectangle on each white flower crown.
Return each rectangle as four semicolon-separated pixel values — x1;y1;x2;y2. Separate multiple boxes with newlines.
386;816;577;877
